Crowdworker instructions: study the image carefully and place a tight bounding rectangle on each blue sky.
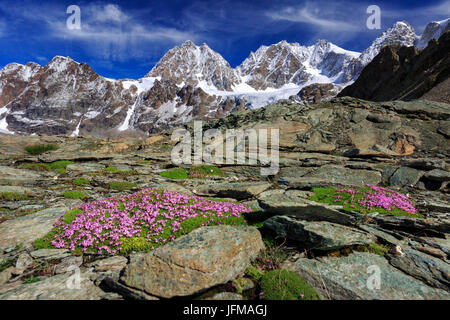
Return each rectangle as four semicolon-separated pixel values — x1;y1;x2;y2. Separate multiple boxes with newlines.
0;0;449;79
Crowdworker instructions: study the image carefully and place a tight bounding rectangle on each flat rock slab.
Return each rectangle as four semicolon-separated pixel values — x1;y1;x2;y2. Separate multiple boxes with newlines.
66;163;105;173
38;152;113;163
264;215;375;250
422;237;450;257
195;182;271;200
283;252;450;300
0;186;39;196
146;182;194;196
387;100;450;120
373;214;450;236
389;167;423;188
121;225;264;298
0;166;41;184
30;249;70;260
424;169;450;182
203;292;244;300
302;165;381;187
277;177;340;189
257;189;357;225
88;256;128;273
387;246;450;291
0;206;67;252
0;270;112;300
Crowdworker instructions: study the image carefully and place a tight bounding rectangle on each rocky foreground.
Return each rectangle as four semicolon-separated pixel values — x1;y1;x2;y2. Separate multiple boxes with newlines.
0;97;449;300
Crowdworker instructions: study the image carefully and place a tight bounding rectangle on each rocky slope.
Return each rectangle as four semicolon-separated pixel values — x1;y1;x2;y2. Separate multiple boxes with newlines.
0;97;448;300
0;19;448;136
339;31;450;103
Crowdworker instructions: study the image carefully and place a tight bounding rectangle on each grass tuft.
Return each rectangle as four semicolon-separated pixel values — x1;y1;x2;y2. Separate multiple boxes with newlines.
24;144;59;155
21;161;73;175
109;181;137;191
0;192;29;201
260;269;321;300
160;165;225;180
23;276;41;284
62;191;88;199
73;178;90;186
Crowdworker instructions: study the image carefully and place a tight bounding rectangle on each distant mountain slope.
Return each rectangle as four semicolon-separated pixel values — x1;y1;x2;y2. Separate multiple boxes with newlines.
1;18;448;136
339;31;450;103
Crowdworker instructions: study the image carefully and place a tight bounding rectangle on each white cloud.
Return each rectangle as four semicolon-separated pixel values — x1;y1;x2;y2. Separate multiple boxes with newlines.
266;2;365;32
3;2;197;62
267;6;359;32
90;4;130;23
56;4;197;61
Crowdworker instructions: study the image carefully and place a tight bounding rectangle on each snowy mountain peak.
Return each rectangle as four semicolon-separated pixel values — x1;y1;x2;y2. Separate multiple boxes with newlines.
182;40;196;46
0;62;41;83
45;56;80;73
358;21;418;67
146;41;239;91
416;17;450;49
238;39;360;89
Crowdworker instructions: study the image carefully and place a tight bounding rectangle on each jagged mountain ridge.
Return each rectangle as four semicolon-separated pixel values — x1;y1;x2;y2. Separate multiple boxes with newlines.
339;30;450;103
0;18;447;136
236;40;360;90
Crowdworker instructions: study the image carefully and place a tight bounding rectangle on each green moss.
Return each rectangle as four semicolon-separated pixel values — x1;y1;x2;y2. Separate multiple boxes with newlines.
34;233;57;249
23;276;41;284
105;166;119;173
55;168;66;175
21;160;73;174
120;237;155;254
48;161;73;170
362;242;390;256
260;269;321;300
24;144;59;155
160;165;226;180
0;258;14;272
109;181;136;191
62;208;83;224
62;191;88;199
245;265;264;281
73;178;90;186
189;165;225;178
0;192;29;201
232;278;254;295
160;168;188;179
137;160;152;165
